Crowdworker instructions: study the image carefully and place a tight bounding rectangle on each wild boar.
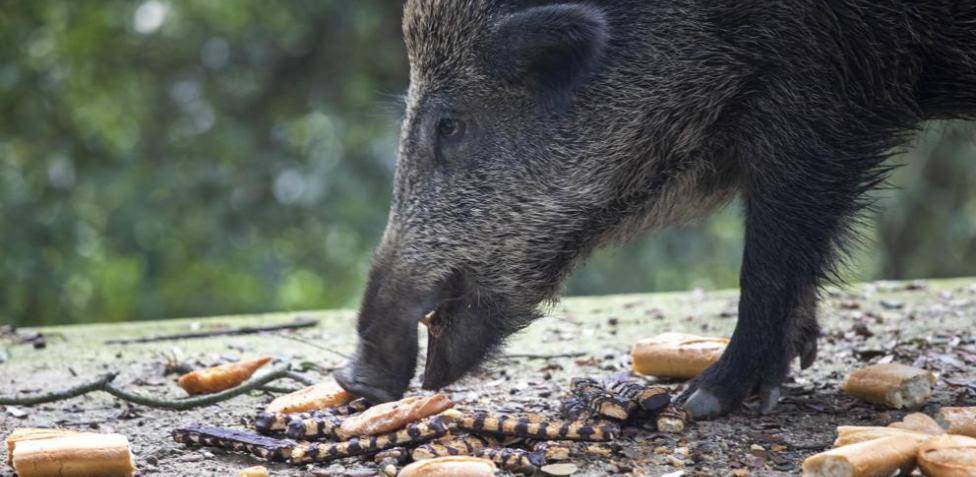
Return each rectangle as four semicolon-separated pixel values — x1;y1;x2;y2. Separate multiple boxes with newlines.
335;0;976;418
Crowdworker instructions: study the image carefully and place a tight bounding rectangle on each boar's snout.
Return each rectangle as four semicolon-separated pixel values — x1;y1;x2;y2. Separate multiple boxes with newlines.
334;262;442;404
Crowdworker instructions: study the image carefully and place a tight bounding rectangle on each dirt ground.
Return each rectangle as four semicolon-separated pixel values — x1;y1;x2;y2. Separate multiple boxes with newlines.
2;278;975;476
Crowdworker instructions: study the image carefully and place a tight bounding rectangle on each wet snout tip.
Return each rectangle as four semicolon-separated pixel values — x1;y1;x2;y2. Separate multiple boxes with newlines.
334;362;404;404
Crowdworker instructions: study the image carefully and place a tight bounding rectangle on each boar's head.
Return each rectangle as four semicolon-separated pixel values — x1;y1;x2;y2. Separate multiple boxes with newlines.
336;1;724;403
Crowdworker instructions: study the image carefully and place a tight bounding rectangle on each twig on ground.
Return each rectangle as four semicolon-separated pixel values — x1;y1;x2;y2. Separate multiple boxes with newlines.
1;373;118;406
501;352;586;360
103;318;319;345
276;335;352;359
0;364;304;410
257;385;302;394
283;371;317;386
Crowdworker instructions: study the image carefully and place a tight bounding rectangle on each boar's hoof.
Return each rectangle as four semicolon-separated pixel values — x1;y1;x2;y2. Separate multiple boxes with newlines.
334;363;403;404
682;384;782;419
758;385;782;415
682;389;725;419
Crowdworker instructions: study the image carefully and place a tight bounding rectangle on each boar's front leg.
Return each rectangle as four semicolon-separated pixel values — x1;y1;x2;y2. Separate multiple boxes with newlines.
682;136;871;418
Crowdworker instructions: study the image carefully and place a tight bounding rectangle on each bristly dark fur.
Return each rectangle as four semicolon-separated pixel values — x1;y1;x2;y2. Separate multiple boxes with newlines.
336;0;976;415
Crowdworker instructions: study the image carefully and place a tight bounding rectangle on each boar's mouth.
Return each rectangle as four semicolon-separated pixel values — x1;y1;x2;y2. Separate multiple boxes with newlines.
419;271;539;391
336;268;536;403
419;272;508;391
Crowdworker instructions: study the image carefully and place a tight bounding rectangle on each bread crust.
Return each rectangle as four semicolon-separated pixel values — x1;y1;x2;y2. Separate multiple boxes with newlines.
338;394;453;439
398;456;496;477
178;357;271;395
917;434;976;477
11;433;135;477
937;407;976;438
265;380;355;414
834;426;929;447
802;434;924;477
841;363;935;409
631;332;729;379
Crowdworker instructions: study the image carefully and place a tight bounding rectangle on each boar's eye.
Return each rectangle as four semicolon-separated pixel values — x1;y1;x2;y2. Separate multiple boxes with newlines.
436;117;465;140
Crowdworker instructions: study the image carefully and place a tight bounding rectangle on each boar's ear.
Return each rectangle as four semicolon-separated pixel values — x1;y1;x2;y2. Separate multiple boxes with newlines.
488;3;608;109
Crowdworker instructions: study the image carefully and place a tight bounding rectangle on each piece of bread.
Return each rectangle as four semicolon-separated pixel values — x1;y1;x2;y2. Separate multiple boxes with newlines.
5;428;81;466
802;434;925;477
917;434;976;477
265;380;355;414
11;433;136;477
177;357;271;395
338;394;453;439
889;412;947;435
398;456;496;477
834;426;930;447
631;332;729;379
841;363;935;409
937;407;976;438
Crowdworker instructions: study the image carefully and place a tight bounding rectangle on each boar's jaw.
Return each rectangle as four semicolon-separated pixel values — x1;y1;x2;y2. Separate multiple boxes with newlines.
335;271;449;404
420;279;521;390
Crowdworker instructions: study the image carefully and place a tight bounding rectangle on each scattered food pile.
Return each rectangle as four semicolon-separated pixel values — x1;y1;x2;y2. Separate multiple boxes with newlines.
3;300;975;477
168;366;683;475
802;360;976;477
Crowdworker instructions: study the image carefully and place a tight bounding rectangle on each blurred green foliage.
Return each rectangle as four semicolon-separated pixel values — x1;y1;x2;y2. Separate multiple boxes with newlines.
2;2;974;326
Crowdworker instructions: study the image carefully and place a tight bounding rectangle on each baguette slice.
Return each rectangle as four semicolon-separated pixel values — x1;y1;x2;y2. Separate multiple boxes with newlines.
11;433;135;477
841;363;935;409
834;426;930;447
338;394;453;439
889;412;947;435
265;380;355;414
178;356;272;395
631;332;729;379
802;434;925;477
398;456;496;477
5;428;81;466
937;407;976;438
917;434;976;477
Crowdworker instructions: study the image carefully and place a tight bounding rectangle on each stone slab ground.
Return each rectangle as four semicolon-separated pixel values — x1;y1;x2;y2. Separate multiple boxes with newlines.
1;278;975;476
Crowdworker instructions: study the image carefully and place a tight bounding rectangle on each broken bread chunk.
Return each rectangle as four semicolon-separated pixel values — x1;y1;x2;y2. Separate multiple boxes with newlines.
5;428;81;466
11;433;136;477
889;412;946;435
937;407;976;438
841;363;935;409
338;394;453;439
917;434;976;477
802;434;925;477
265;380;356;414
834;426;929;447
631;332;729;379
398;456;496;477
178;356;272;395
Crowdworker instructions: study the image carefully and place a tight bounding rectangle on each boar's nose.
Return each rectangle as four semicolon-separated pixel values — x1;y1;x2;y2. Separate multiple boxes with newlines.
334;263;443;403
334;355;405;404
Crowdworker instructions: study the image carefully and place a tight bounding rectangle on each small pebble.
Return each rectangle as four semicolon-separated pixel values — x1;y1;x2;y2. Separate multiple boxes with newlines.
383;464;396;477
585;445;611;457
541;463;578;476
239;466;269;477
